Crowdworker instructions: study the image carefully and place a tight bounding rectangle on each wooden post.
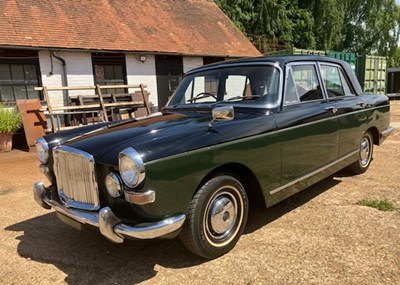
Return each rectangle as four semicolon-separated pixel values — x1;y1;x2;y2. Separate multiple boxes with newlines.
42;86;57;132
139;84;151;115
95;85;109;122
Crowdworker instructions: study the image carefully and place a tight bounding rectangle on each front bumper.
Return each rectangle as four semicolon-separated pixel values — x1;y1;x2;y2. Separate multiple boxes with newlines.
33;182;186;243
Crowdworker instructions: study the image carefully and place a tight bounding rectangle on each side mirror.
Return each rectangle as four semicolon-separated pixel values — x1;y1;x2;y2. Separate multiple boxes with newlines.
209;106;234;128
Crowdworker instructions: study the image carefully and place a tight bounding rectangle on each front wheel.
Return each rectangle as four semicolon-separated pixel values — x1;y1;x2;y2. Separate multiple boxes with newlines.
180;175;249;259
348;131;374;174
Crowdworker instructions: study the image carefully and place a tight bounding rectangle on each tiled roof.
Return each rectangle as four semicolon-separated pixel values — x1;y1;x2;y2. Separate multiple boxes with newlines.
0;0;261;57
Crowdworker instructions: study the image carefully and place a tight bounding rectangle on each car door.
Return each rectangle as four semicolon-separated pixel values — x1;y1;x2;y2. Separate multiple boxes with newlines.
273;62;339;186
319;63;367;156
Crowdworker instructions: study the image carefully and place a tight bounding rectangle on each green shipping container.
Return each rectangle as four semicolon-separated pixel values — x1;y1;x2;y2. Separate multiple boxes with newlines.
292;48;326;56
327;51;357;73
356;55;387;94
265;49;386;94
265;48;326;56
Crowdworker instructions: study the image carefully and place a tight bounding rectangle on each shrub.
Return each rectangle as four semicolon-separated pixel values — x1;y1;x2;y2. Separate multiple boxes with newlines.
0;104;22;134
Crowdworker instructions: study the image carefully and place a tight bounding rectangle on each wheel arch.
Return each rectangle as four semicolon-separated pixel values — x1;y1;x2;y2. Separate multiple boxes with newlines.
196;163;265;208
367;126;379;145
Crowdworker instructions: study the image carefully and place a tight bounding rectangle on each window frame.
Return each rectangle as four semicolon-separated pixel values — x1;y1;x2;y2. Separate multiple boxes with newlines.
91;53;127;94
0;52;42;103
167;62;283;108
317;62;356;99
283;62;326;106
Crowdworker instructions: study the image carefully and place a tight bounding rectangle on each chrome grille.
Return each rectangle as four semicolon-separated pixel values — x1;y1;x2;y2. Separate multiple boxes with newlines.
53;146;100;210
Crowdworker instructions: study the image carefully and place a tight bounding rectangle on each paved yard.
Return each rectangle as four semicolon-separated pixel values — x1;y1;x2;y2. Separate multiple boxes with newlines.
0;102;399;285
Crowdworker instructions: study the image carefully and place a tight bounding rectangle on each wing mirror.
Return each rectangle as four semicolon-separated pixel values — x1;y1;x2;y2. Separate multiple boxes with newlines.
208;106;234;128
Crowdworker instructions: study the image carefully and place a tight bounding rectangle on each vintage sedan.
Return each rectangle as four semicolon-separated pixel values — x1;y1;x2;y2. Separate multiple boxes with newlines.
34;56;393;259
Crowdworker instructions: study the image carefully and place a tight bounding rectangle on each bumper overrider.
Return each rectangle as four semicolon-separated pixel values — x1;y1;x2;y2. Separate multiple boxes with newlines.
33;182;186;243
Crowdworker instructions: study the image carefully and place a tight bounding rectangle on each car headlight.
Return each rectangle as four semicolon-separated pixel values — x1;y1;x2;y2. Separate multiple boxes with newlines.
119;148;145;188
36;137;49;164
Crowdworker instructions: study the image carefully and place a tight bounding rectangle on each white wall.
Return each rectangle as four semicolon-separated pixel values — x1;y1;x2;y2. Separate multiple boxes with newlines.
63;51;95;96
125;54;158;108
183;57;203;74
39;50;64;108
38;52;208;110
39;50;95;108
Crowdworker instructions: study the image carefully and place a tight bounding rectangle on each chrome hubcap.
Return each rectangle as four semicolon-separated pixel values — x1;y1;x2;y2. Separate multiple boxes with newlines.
205;189;239;242
360;136;371;167
209;196;236;234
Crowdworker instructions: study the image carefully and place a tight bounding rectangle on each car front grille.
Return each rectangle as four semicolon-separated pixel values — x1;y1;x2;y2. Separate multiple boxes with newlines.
53;146;100;211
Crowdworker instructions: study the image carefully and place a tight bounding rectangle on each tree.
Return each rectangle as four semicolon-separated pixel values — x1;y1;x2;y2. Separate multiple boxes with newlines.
215;0;294;52
215;0;400;63
340;0;400;57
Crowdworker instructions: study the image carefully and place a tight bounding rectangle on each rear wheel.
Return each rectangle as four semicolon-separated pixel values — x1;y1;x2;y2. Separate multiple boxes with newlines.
348;131;374;174
180;175;248;259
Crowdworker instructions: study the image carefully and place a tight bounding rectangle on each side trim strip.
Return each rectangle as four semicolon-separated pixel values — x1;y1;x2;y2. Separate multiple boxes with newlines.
147;104;387;165
269;149;358;195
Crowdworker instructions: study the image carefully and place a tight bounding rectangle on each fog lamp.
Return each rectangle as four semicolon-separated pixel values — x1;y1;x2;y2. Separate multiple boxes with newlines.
105;172;123;198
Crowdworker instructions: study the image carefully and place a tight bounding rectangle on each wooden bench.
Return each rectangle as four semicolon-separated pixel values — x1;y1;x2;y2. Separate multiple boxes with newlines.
35;84;151;132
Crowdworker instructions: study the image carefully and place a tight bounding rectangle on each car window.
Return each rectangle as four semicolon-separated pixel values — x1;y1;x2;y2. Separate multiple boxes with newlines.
284;70;299;104
225;75;249;100
320;64;354;97
182;76;219;103
338;68;354;96
168;65;280;106
284;64;323;104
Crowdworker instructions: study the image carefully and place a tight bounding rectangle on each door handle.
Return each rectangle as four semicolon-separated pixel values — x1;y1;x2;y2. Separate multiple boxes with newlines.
324;106;338;114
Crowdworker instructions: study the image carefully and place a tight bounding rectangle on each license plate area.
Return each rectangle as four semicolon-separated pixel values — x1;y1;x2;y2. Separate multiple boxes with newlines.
57;212;82;230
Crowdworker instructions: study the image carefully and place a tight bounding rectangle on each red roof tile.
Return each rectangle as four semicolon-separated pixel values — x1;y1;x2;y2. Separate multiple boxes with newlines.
0;0;261;57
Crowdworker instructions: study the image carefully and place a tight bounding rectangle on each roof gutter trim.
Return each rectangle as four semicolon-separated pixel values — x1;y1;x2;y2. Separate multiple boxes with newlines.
0;45;258;58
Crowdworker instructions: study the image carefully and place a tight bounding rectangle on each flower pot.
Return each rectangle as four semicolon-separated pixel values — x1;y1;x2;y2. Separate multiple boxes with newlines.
0;133;13;152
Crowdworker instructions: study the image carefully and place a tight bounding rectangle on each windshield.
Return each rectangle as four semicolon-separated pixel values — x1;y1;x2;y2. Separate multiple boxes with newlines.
167;65;280;107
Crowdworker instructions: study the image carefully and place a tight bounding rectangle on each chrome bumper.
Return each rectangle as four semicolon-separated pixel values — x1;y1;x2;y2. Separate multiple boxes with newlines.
33;182;186;243
380;126;395;144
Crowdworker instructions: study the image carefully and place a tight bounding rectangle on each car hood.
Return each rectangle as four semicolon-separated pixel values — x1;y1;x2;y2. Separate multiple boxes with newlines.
63;109;276;165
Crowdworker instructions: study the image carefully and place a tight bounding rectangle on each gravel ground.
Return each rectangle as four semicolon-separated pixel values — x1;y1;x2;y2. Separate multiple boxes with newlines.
0;102;399;285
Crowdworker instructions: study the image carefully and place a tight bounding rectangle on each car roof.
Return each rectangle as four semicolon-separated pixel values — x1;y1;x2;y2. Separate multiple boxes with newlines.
187;55;346;73
185;55;363;95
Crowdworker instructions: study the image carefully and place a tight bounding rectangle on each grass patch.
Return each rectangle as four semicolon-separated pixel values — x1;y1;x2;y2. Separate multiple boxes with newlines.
356;199;396;211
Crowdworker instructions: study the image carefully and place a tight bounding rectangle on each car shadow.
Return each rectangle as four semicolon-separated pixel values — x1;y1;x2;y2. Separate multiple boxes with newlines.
245;174;342;234
6;213;203;284
5;175;342;284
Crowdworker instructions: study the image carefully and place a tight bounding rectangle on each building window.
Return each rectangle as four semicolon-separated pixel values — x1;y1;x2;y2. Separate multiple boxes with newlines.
0;49;41;102
203;57;224;65
92;53;127;94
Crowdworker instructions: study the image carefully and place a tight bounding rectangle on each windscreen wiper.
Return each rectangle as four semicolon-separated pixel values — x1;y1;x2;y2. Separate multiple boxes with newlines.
226;95;261;101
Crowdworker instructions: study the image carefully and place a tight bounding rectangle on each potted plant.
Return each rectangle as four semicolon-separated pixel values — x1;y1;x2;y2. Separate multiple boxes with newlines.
0;104;22;152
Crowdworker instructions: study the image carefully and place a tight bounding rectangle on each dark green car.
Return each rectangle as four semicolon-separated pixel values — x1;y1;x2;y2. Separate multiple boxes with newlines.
34;56;393;259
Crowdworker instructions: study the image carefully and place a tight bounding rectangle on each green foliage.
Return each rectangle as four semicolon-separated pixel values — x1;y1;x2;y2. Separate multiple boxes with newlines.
356;199;396;211
0;104;22;134
390;47;400;67
215;0;400;63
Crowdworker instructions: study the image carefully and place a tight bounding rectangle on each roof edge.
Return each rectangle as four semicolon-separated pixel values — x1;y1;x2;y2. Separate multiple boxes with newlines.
0;45;257;58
